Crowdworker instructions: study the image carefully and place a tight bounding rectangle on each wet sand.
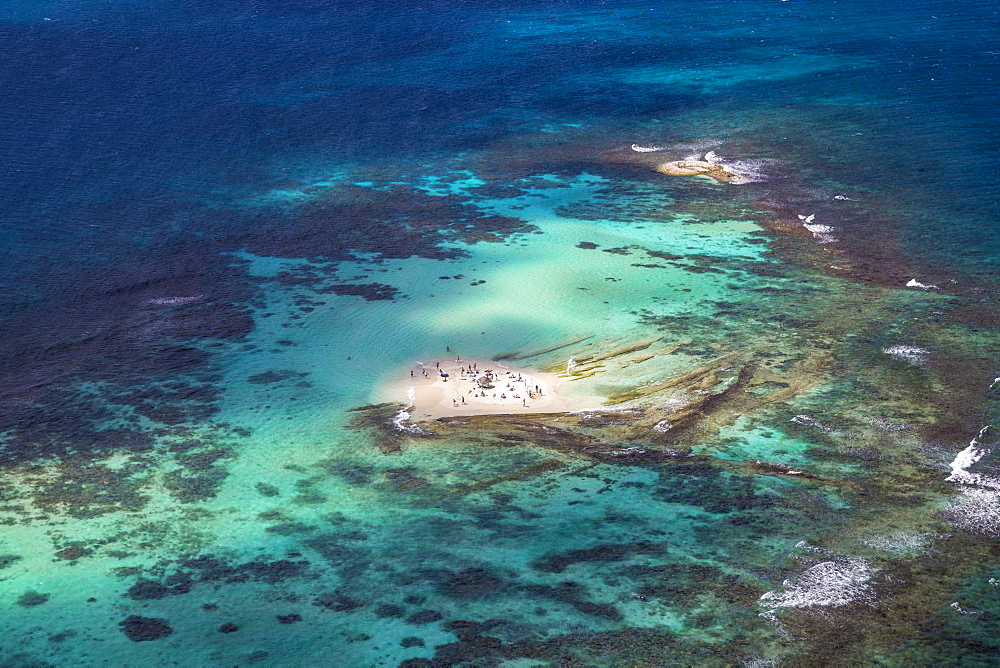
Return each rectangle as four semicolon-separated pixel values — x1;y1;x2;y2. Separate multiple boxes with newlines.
398;358;604;419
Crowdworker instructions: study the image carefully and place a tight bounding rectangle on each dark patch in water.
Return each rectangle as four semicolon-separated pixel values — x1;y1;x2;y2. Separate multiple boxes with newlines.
0;555;22;569
16;591;49;607
47;630;77;643
255;482;280;497
119;615;172;642
247;369;308;384
126;579;177;601
319;282;402;301
122;554;312;599
163;465;229;504
312;590;363;612
384;467;428;491
178;555;312;585
524;581;622;621
324;461;377;485
532;542;661;573
374;604;405;618
406;609;443;625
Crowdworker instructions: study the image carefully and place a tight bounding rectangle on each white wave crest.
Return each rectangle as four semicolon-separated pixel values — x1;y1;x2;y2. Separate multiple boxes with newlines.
717;158;773;184
882;345;929;363
947;426;996;487
946;488;1000;536
148;295;204;306
862;532;935;555
906;278;938;290
790;415;839;433
630;144;667;153
797;214;837;242
759;558;876;611
392;388;426;435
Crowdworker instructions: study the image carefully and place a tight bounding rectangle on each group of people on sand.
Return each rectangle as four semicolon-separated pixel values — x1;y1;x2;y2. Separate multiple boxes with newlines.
412;356;547;410
459;365;542;406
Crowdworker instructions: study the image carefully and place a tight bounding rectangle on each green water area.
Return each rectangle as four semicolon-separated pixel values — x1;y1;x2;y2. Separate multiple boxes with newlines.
2;131;998;667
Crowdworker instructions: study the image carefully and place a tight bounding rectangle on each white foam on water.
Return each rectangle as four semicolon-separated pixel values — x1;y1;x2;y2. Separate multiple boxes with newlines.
882;345;929;363
795;540;833;556
804;223;838;243
719;158;773;184
950;602;980;616
653;420;673;432
945;488;1000;536
790;415;839;433
391;387;426;435
603;446;649;456
148;295;204;306
566;356;576;373
946;426;995;487
797;213;838;242
943;424;1000;534
569;405;636;414
834;194;858;201
758;558;876;611
906;278;939;290
630;143;667;152
862;532;935;555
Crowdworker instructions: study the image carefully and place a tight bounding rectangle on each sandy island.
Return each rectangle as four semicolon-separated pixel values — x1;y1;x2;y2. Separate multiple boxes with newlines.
395;358;604;419
655;160;736;182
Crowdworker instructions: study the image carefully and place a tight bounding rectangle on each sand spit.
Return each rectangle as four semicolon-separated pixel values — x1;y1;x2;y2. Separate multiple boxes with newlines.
397;358;604;419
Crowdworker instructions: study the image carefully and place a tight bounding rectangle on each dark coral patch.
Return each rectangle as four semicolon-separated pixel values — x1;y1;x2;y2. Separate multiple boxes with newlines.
532;541;661;573
119;615;173;642
524;581;622;621
436;568;505;600
0;555;22;569
374;604;405;618
406;609;443;625
126;579;175;601
312;591;363;612
576;242;599;249
55;546;91;561
318;283;402;301
16;591;50;607
248;370;308;384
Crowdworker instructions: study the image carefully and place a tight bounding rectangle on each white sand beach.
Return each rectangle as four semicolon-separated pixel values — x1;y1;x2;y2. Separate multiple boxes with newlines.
395;358;604;419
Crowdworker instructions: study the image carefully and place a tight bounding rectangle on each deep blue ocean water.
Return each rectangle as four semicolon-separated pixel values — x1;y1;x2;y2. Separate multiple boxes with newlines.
1;0;999;665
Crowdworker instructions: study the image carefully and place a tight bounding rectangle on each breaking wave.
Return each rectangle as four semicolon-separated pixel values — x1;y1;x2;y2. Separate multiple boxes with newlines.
759;558;876;612
882;344;929;363
392;387;426;435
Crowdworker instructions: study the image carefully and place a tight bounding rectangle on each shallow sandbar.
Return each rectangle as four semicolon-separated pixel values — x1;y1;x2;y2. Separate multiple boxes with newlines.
393;358;604;419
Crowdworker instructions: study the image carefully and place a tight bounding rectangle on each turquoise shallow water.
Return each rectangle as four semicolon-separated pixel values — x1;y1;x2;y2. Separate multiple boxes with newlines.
0;0;999;666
